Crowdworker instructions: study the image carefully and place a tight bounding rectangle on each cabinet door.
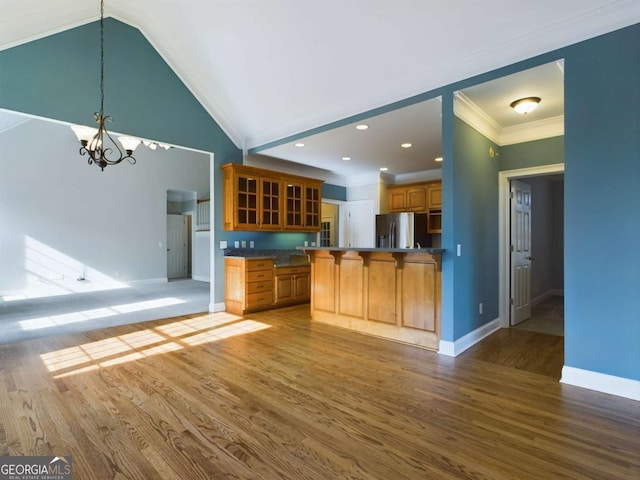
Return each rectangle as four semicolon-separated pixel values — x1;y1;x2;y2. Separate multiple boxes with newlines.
293;272;310;300
388;188;406;212
428;184;442;209
275;274;293;303
406;186;427;211
261;176;282;229
304;185;321;230
285;183;304;229
235;175;259;229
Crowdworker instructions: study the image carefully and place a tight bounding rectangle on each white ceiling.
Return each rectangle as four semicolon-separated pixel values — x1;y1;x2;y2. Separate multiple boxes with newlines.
1;1;639;179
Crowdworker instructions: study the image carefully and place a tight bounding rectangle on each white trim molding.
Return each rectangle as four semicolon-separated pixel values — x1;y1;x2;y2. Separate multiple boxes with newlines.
438;317;501;357
561;366;640;401
454;92;501;145
500;116;564;145
209;301;226;313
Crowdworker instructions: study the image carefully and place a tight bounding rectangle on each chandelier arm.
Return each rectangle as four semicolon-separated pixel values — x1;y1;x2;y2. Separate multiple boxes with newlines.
72;0;137;171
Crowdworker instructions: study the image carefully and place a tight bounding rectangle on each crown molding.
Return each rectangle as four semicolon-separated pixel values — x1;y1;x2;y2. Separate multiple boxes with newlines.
454;92;564;146
500;115;564;145
454;92;502;144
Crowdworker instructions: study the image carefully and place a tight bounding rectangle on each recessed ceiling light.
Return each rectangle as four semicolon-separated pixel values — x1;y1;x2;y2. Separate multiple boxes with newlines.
435;157;443;162
510;97;541;114
342;156;351;161
294;142;305;147
401;143;412;148
380;167;388;172
356;124;369;130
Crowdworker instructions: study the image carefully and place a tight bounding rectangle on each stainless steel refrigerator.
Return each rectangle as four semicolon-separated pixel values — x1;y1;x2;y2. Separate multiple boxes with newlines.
375;212;428;249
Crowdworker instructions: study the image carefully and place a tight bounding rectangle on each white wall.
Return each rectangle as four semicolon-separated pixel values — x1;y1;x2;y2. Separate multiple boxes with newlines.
0;117;210;292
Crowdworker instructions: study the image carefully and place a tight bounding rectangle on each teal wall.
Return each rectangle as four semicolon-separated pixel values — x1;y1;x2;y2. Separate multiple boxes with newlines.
323;183;347;201
499;136;564;171
563;24;640;380
449;118;500;338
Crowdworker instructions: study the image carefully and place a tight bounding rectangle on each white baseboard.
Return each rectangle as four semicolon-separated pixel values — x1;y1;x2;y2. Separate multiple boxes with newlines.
561;366;640;401
209;302;226;313
192;275;210;282
438;317;501;357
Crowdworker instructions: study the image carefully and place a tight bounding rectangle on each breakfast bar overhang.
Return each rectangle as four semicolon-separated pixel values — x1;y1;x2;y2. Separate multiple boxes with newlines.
302;247;444;350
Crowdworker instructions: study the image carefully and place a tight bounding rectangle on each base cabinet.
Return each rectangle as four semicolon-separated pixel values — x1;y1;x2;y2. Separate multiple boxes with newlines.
306;249;441;350
274;266;311;306
224;257;274;315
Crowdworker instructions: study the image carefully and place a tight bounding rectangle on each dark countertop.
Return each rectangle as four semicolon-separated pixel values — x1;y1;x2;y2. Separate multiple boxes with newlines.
223;248;310;267
299;246;445;254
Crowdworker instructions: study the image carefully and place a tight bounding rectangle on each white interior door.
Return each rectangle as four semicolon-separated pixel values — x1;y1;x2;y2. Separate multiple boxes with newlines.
167;214;188;279
510;180;532;325
346;201;374;248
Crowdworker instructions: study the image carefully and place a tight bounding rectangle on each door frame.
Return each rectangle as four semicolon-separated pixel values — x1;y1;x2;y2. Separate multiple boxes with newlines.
317;199;348;247
498;163;564;328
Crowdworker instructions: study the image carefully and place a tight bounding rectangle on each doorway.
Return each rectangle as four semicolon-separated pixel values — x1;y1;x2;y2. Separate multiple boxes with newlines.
499;164;564;330
167;190;196;280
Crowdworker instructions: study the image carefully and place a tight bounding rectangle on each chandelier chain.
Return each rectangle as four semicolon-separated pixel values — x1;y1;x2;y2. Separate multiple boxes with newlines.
100;0;105;116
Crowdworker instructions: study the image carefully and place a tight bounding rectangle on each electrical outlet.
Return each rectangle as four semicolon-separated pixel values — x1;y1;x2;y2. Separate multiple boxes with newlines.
479;303;483;315
234;241;240;248
241;240;247;248
220;240;227;249
250;241;255;248
457;244;462;256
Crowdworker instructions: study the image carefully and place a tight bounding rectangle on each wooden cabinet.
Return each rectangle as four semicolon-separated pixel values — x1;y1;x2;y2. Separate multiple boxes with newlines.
427;183;442;209
224;257;274;315
387;181;442;214
222;164;282;231
306;249;442;351
222;163;323;232
274;265;311;305
388;183;427;212
427;182;442;233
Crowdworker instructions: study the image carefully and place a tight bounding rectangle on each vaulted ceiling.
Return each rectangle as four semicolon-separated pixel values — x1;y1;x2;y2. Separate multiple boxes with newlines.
1;1;639;175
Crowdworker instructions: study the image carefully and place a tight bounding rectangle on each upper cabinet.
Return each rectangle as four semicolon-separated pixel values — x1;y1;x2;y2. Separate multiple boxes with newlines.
222;163;323;232
427;183;442;209
387;182;440;213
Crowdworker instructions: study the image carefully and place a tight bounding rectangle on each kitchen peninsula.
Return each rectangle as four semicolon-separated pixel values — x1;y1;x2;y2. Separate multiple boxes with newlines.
302;247;444;350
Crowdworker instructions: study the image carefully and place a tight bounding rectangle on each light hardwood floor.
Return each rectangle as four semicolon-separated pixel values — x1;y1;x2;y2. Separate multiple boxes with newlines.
1;305;638;479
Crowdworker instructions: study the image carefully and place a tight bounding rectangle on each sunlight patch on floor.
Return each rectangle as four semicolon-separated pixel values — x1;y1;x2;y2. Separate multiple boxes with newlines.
40;312;271;378
19;297;186;331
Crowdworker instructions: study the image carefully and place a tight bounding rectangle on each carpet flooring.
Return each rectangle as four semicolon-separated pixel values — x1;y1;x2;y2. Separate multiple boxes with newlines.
0;279;210;344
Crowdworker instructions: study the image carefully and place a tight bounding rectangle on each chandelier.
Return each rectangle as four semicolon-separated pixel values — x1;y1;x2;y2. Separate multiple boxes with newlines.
70;0;140;171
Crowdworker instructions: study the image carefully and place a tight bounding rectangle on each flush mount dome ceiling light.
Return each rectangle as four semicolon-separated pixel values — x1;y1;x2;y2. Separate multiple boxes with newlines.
510;97;541;114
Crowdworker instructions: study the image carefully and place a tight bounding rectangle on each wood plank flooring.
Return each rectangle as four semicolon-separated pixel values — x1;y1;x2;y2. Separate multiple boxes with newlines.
0;305;638;479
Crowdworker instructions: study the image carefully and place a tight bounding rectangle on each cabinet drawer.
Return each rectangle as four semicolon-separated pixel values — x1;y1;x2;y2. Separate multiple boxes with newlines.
247;291;273;308
246;258;273;271
275;265;310;276
247;270;272;282
247;280;273;294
